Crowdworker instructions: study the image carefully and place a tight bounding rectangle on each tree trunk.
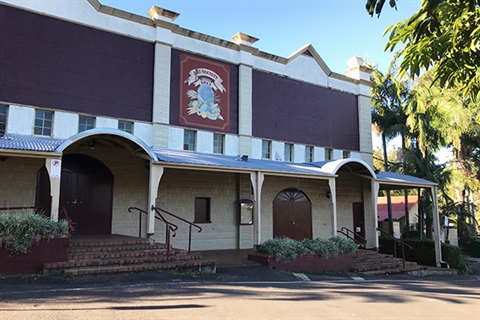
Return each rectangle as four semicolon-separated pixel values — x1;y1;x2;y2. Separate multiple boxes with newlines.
382;133;394;236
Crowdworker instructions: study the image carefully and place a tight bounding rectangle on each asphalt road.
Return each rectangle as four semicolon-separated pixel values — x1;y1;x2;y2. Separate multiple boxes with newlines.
0;266;479;320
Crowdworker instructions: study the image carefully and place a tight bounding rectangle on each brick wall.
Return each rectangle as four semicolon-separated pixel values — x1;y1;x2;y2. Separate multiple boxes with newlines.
0;156;43;209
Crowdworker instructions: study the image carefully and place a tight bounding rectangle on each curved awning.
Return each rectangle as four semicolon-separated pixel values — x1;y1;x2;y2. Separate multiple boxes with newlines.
308;158;377;178
55;128;158;161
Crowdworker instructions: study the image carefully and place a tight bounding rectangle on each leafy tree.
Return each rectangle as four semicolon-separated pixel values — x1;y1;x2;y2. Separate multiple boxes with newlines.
371;66;409;234
366;0;398;17
368;0;480;100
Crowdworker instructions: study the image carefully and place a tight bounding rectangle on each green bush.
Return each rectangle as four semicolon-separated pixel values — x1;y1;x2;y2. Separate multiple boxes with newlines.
0;211;69;254
467;240;480;258
379;237;471;274
258;237;357;261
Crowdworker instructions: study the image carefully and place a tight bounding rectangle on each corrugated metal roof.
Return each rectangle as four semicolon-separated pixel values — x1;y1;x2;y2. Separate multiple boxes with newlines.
0;134;437;187
377;195;418;221
0;134;64;152
376;171;436;187
153;148;333;177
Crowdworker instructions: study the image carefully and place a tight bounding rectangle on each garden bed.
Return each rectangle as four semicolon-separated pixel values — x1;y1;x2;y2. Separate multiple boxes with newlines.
0;238;69;274
248;251;356;272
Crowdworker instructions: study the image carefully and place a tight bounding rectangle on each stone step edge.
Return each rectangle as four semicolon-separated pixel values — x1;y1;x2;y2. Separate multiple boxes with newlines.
67;249;188;260
68;244;170;253
69;239;151;247
356;266;426;277
44;254;204;270
61;260;217;276
353;261;418;270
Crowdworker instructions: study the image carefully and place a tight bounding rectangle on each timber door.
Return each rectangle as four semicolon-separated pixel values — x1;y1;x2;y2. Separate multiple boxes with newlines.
60;154;113;235
352;202;365;242
273;188;312;241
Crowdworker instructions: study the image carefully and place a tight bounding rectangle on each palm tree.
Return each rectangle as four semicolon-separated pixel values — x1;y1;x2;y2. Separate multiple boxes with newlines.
371;66;409;235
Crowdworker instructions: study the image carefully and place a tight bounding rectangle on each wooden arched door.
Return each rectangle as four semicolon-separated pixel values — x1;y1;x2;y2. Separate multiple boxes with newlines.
273;188;312;241
36;154;113;234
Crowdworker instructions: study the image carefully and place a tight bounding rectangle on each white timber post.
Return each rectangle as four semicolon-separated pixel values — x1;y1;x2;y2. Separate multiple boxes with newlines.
147;163;164;237
328;178;337;237
45;157;62;222
372;180;380;249
250;171;264;247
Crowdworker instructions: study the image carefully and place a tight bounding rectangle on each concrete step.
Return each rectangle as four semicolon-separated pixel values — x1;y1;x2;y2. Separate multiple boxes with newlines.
353;260;418;272
69;238;150;247
352;249;421;275
44;236;216;276
67;248;187;260
68;243;170;254
45;253;203;270
61;259;216;276
357;265;426;277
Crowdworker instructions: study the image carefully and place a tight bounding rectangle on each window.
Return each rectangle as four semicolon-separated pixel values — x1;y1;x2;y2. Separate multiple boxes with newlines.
0;105;7;135
194;197;211;223
262;140;271;159
34;110;53;136
325;148;333;161
78;116;95;132
343;150;350;159
213;133;224;154
118;120;133;134
184;129;196;151
305;146;314;162
284;143;293;162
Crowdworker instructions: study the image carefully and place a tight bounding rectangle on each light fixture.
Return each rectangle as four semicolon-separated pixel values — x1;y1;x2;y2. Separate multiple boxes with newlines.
326;191;331;198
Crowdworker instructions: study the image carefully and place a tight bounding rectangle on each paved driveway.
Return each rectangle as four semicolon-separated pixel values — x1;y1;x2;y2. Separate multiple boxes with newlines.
0;265;479;320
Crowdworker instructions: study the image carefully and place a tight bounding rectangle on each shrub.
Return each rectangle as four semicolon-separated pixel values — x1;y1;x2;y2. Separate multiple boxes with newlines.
259;238;299;261
467;240;480;258
258;237;357;261
0;211;69;254
379;237;471;274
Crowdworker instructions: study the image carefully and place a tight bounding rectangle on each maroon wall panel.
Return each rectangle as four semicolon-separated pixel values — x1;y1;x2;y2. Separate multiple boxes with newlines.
170;49;238;134
252;71;360;151
0;4;154;121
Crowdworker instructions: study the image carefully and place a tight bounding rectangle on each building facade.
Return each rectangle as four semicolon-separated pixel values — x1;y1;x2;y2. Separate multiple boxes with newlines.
0;0;443;264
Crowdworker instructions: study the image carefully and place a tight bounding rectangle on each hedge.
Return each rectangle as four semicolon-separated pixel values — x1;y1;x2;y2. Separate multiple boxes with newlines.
379;237;471;274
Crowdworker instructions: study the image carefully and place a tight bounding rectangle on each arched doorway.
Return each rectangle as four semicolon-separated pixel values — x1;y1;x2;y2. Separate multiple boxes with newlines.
273;188;312;241
36;154;113;234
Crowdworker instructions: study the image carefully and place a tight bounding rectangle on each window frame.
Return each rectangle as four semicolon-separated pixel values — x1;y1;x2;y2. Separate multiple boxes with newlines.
305;146;314;162
183;129;196;151
78;115;95;132
194;197;211;223
0;105;7;136
33;110;53;137
284;143;294;162
118;120;134;134
262;140;272;159
213;133;225;154
325;148;333;161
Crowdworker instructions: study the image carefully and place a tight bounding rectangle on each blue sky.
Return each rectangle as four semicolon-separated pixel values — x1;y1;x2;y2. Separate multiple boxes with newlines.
102;0;421;74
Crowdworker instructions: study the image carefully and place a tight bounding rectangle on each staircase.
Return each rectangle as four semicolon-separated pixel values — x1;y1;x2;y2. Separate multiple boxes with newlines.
44;235;216;276
352;249;424;276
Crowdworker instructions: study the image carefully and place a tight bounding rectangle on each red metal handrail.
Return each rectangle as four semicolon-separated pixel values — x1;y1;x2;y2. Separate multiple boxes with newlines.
376;227;412;268
152;206;202;252
338;226;367;248
128;206;178;259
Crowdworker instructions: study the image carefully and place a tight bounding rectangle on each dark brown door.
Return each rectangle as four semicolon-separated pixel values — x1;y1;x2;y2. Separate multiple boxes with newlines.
353;202;365;242
60;154;113;235
273;188;312;241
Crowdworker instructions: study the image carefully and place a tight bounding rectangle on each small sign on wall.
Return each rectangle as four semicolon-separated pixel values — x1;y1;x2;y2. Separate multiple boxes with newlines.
50;159;61;178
